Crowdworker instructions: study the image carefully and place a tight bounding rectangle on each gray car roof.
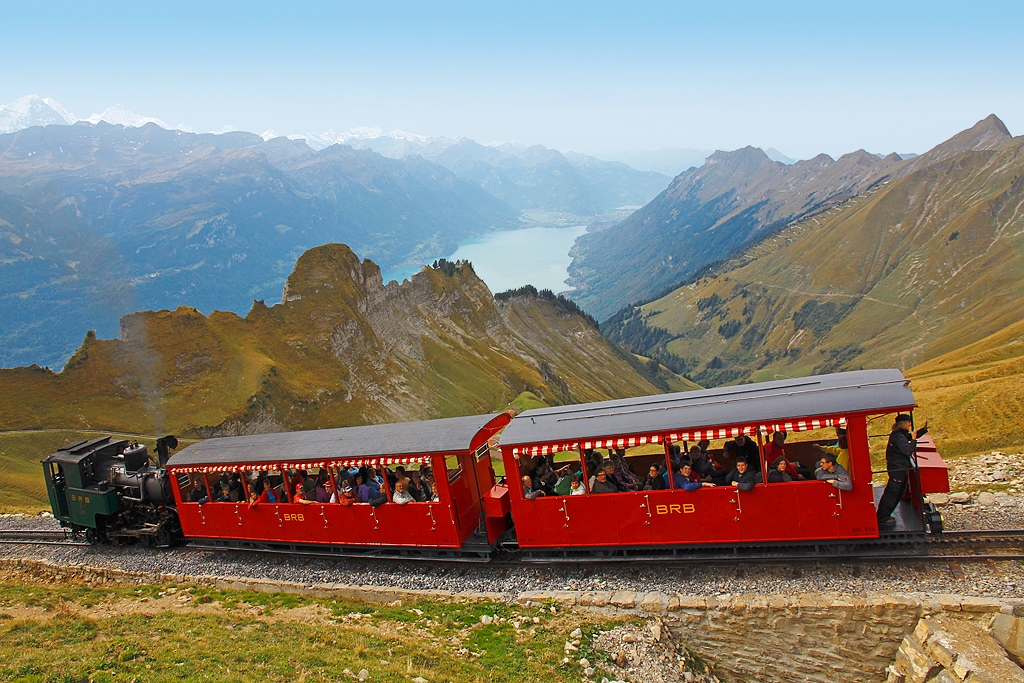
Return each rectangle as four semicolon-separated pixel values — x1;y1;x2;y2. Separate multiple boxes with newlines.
500;369;915;447
166;413;510;468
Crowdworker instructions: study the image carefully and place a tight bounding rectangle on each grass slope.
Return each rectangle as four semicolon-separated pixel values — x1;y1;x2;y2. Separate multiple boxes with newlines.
907;319;1024;458
0;575;631;683
605;136;1024;388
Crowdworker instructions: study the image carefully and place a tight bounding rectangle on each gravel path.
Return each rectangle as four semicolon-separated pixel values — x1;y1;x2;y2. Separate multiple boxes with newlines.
3;509;1022;601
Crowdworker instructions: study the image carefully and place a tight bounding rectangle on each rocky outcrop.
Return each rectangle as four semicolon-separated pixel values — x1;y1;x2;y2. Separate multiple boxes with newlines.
0;243;673;436
888;616;1024;683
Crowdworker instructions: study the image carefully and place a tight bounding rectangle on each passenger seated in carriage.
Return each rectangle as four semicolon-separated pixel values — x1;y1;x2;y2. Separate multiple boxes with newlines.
643;464;667;491
677;464;715;491
724;456;756;491
188;477;208;503
569;474;586;495
521;475;546;500
392;480;415;505
609;450;640;491
338;482;357;506
293;479;318;505
768;455;805;482
551;463;578;495
814;453;853;491
590;468;617;494
814;426;850;471
407;471;428;502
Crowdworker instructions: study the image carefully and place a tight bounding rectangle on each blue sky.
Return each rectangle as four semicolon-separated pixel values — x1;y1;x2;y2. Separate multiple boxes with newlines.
5;0;1022;160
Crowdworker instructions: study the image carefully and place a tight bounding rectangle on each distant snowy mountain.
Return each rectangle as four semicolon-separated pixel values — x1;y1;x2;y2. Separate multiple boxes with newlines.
86;104;170;129
764;147;796;164
291;126;428;151
1;95;200;134
0;95;76;133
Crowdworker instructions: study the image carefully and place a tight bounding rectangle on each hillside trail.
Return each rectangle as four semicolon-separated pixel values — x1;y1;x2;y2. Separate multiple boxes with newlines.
0;428;164;440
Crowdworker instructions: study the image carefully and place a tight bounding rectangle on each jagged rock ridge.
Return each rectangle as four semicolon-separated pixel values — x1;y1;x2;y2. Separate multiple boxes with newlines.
0;244;680;436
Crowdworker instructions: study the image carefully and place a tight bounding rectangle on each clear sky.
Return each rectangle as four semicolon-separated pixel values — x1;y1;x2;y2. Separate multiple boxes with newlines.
5;0;1022;160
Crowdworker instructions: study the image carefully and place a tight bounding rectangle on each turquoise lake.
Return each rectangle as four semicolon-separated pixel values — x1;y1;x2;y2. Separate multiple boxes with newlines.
383;224;588;294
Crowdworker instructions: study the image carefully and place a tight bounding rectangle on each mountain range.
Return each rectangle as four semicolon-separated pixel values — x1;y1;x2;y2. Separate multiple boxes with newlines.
568;115;1012;320
601;115;1022;397
0;122;520;369
2;96;673;217
0;244;689;436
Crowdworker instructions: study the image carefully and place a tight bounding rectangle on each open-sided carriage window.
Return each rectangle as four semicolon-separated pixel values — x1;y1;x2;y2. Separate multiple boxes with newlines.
237;466;289;505
444;454;463;482
516;448;588;498
760;419;848;482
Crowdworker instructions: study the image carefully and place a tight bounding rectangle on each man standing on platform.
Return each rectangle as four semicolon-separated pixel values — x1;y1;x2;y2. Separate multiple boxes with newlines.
876;414;928;528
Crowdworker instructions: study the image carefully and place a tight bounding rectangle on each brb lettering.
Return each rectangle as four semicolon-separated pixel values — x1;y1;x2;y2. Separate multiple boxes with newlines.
654;503;695;515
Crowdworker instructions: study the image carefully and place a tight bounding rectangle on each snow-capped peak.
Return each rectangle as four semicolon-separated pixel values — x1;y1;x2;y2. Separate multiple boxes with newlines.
42;97;76;123
262;129;279;141
87;104;170;129
0;95;77;133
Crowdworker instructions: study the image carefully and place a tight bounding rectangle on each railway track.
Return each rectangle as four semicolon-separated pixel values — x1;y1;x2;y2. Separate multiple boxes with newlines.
3;528;1023;561
0;528;88;546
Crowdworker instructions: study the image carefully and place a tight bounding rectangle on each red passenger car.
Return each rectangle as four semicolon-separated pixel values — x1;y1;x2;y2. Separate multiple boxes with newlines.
166;412;510;560
496;369;946;560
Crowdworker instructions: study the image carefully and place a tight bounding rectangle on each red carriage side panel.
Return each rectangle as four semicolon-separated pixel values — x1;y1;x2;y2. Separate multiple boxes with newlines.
914;434;950;494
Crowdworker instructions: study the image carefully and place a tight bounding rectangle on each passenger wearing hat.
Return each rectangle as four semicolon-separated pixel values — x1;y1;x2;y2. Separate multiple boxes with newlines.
293;477;318;505
338;481;356;506
876;413;929;528
407;471;427;502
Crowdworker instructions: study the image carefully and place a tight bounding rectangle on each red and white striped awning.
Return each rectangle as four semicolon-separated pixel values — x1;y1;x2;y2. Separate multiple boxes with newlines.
512;434;664;456
666;425;759;442
760;418;840;434
507;418;846;457
170;456;431;474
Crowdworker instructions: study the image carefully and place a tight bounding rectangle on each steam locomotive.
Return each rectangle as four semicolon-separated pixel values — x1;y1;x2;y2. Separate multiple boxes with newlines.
41;435;183;546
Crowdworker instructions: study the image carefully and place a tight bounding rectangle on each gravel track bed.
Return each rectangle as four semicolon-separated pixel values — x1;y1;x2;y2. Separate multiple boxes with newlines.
3;511;1023;601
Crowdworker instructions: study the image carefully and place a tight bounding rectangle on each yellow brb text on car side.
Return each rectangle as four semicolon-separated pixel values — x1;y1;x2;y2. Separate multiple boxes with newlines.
282;514;305;522
654;504;695;515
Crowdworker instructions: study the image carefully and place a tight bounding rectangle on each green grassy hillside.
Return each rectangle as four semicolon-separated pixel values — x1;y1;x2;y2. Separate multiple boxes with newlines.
604;135;1024;388
907;319;1024;458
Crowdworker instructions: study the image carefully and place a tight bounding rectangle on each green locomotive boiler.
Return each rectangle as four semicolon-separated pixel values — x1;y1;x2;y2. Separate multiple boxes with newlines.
41;435;182;545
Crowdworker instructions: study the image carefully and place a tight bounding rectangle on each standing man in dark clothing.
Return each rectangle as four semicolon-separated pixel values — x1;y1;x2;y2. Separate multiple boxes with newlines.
734;434;761;468
876;414;929;527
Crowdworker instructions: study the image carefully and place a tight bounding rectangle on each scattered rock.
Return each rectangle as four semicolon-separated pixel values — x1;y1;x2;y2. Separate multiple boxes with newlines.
929;493;950;506
977;492;998;506
480;615;493;625
357;669;369;681
991;470;1006;481
570;627;583;638
622;633;638;643
580;658;591;668
564;642;578;652
411;678;428;683
650;623;663;641
949;492;971;504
